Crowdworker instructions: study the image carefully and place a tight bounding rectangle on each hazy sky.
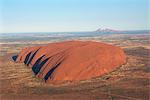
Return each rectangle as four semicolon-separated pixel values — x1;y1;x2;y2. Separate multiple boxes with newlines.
0;0;149;33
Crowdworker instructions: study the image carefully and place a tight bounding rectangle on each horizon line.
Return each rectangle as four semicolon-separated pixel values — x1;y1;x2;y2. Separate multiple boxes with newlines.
0;29;150;34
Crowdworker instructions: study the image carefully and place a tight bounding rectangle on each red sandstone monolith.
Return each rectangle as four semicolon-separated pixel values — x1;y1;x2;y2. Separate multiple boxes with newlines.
13;41;126;84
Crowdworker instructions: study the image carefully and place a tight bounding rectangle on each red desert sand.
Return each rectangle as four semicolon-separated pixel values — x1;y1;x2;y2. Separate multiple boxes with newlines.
12;41;126;84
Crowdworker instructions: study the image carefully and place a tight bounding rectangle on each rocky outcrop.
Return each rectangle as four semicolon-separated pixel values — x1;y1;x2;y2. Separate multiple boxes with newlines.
12;41;126;84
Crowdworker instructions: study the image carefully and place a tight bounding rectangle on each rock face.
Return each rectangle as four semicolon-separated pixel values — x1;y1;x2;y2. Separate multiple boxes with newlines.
13;41;126;84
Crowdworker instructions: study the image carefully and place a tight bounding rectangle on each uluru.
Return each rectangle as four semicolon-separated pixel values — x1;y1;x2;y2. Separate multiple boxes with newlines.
12;41;126;84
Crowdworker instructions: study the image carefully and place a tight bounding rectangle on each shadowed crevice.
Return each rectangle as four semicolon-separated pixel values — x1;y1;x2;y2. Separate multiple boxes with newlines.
32;55;45;75
12;55;18;61
43;55;66;81
36;52;67;75
44;61;62;81
24;52;32;65
34;57;50;75
26;49;40;66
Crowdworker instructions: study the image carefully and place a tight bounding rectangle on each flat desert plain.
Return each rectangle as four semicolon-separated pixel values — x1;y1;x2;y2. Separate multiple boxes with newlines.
0;33;150;100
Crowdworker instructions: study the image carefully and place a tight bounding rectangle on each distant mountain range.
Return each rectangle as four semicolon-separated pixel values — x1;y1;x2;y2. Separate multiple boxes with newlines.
95;28;122;33
95;28;149;34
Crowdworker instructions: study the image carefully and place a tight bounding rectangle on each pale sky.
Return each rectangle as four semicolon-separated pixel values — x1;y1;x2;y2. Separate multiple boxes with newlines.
0;0;149;33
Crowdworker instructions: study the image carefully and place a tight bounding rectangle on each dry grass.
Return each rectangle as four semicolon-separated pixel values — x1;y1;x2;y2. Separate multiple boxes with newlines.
0;34;150;100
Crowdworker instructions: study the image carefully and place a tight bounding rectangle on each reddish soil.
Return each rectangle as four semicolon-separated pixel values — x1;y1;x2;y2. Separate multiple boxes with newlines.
13;41;126;84
1;34;149;100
